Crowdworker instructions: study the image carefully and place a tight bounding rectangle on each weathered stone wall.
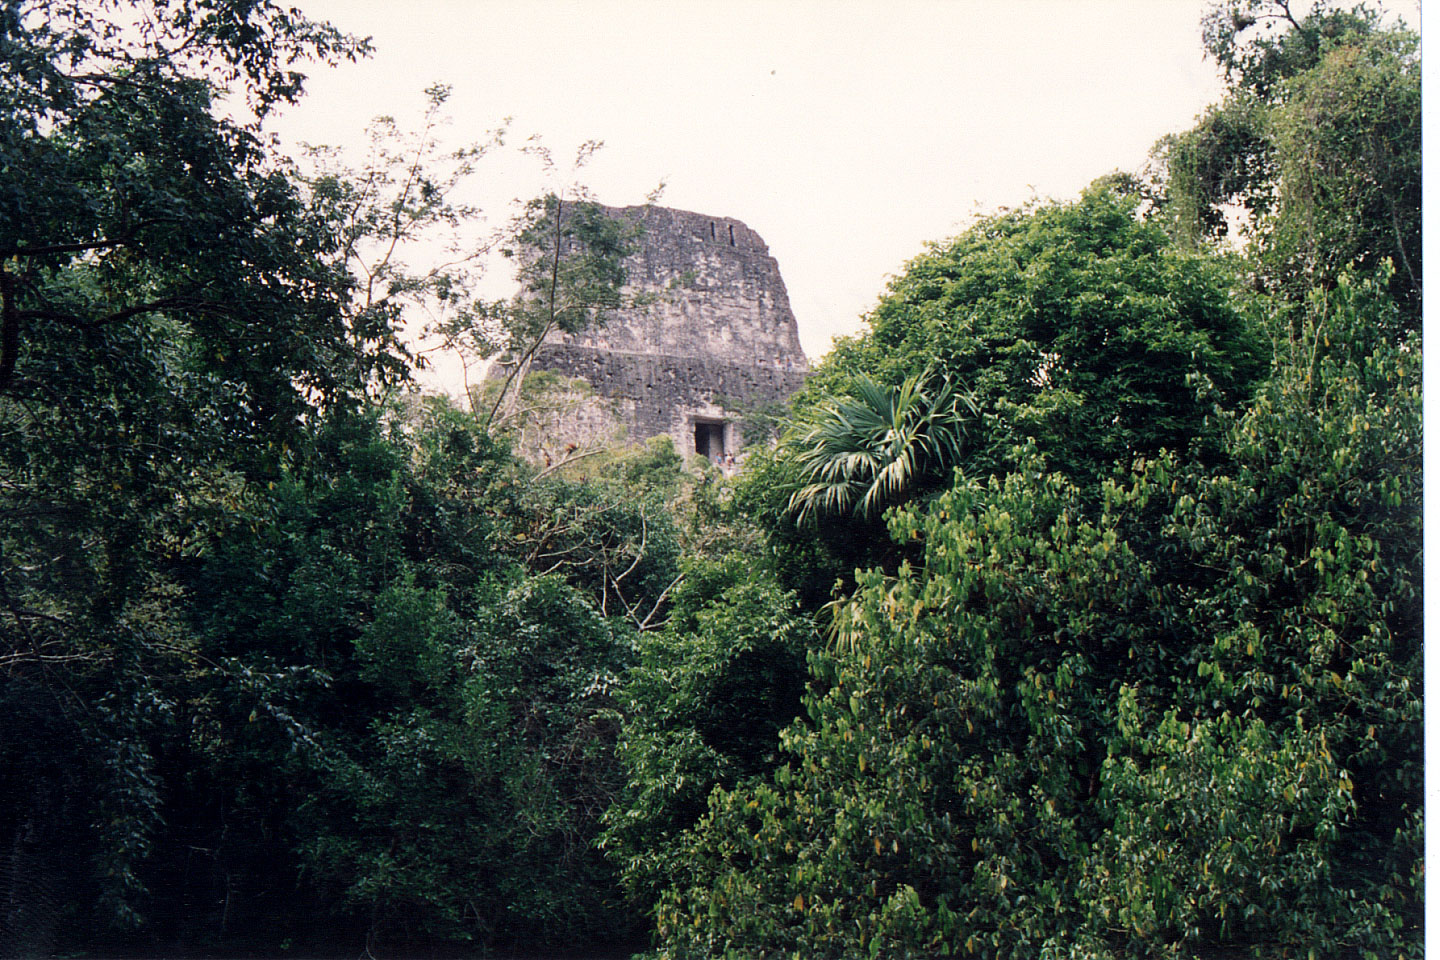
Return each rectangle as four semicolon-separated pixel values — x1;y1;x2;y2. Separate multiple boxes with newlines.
529;346;807;440
550;205;806;365
500;203;809;458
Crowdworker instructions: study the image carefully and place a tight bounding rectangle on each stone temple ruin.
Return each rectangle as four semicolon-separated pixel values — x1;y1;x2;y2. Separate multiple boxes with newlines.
491;204;809;463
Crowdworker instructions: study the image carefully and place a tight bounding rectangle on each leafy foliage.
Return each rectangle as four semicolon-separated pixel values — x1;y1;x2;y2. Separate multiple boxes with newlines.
1;2;1421;958
299;572;638;952
602;557;816;913
1154;1;1419;322
298;83;506;394
176;398;672;954
816;188;1263;488
744;188;1261;606
0;2;654;944
0;2;382;948
651;273;1420;959
783;370;976;525
1200;0;1381;99
477;191;644;429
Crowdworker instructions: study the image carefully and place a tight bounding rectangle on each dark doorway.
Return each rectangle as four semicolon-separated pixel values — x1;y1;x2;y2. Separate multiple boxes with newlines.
694;420;726;460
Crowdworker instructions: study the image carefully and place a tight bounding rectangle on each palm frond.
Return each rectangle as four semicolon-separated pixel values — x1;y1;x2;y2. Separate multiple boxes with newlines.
782;369;978;526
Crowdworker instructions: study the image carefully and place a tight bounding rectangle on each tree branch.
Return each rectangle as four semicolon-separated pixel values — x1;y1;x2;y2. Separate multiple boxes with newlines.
612;511;648;585
0;219;173;260
636;572;685;631
0;271;17;393
22;296;237;328
533;446;605;480
485;195;568;432
484;318;556;432
0;237;134;260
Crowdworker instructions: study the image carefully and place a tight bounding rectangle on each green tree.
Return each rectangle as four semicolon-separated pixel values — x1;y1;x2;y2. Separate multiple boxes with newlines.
0;2;379;948
0;4;662;955
818;188;1262;487
297;571;642;954
1152;1;1419;322
464;185;643;431
650;273;1420;959
180;391;694;953
297;82;506;399
744;188;1261;606
602;557;816;914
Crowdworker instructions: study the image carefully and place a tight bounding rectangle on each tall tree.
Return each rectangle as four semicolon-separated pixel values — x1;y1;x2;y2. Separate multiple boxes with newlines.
743;187;1262;605
478;188;641;430
1151;1;1419;323
0;1;383;949
297;82;506;401
602;556;815;915
651;270;1421;960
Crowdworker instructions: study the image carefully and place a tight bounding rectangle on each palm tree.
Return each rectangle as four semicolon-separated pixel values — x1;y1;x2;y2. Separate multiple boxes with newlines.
783;369;977;526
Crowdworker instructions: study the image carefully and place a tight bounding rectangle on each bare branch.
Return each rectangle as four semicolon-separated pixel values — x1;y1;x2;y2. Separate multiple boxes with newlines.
612;511;647;585
635;572;685;631
533;445;605;480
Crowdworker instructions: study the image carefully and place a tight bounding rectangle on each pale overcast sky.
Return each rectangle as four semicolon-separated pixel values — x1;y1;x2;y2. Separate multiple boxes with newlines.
265;0;1417;393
